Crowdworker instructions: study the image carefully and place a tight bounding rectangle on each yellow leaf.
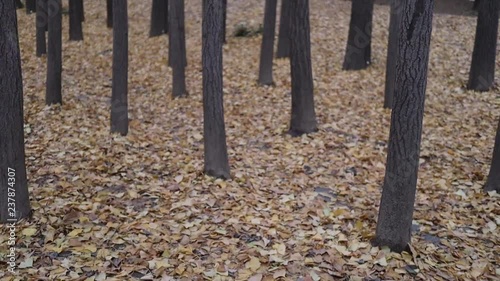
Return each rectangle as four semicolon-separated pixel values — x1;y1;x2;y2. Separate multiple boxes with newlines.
245;256;261;272
67;229;83;237
22;228;37;237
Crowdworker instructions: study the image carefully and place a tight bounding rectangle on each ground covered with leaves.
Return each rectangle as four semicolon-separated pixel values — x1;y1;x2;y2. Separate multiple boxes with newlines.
1;1;499;280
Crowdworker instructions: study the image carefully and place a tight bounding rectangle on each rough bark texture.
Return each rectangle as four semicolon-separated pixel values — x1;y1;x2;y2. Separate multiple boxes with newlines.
111;0;129;136
0;0;32;223
289;0;317;136
343;0;374;70
222;0;227;43
107;0;113;28
374;0;434;253
69;0;83;41
168;0;187;68
149;0;168;37
170;0;186;97
46;0;62;105
467;0;499;92
258;0;278;85
383;0;402;109
202;0;230;179
36;0;47;57
26;0;36;14
276;0;290;58
485;119;500;192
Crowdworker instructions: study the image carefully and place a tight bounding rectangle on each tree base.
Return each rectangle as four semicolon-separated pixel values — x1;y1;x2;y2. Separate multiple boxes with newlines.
484;180;500;193
204;168;230;180
288;127;318;137
371;237;411;254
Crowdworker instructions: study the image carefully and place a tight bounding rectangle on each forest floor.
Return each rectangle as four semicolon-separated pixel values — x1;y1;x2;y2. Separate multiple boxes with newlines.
1;0;499;280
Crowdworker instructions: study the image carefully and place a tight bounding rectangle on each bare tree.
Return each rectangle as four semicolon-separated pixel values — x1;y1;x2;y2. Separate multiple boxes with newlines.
46;0;62;105
170;0;187;97
276;0;290;58
484;119;500;192
258;0;278;85
383;0;403;109
69;0;83;41
150;0;168;37
343;0;374;70
36;0;48;57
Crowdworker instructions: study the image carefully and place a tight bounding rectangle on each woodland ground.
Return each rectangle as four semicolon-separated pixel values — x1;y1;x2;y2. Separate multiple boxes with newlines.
0;0;499;280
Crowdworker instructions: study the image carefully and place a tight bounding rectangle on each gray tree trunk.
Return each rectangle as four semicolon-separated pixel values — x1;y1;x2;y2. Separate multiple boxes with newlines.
69;0;83;41
485;119;500;192
107;0;113;28
258;0;278;86
383;0;403;109
276;0;290;58
467;0;500;92
222;0;227;43
0;0;32;223
343;0;374;70
202;0;230;179
110;0;128;135
170;0;187;97
150;0;168;37
168;0;187;68
374;0;435;253
26;0;36;14
46;0;62;105
289;0;317;136
77;0;84;22
36;0;47;57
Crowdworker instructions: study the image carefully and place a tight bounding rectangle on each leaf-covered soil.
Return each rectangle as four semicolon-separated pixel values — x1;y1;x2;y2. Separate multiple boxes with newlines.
1;1;499;280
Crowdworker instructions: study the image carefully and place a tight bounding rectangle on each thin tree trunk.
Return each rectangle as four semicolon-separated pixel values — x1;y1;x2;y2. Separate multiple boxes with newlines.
383;0;402;109
46;0;62;105
15;0;24;9
202;0;230;179
485;119;500;192
222;0;227;43
258;0;278;85
36;0;47;57
150;0;168;37
289;0;317;136
168;0;187;68
26;0;36;14
467;0;500;92
77;0;84;22
0;0;32;223
111;0;129;136
374;0;435;253
69;0;83;41
343;0;374;70
107;0;113;28
276;0;291;58
170;0;186;97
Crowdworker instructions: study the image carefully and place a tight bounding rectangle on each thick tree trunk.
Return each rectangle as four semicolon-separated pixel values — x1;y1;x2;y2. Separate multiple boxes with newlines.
107;0;113;28
69;0;83;41
26;0;36;14
485;119;500;192
383;0;402;109
343;0;374;70
36;0;47;57
170;0;186;97
15;0;24;9
0;0;32;223
111;0;129;136
467;0;499;92
77;0;84;22
150;0;169;37
202;0;230;179
374;0;435;253
46;0;62;105
258;0;278;86
276;0;291;58
289;0;317;136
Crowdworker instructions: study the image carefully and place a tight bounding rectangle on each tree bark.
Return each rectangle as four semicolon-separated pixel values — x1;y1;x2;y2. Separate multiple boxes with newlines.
467;0;499;92
170;0;186;97
258;0;278;86
289;0;317;136
26;0;36;14
383;0;402;109
485;119;500;192
111;0;129;136
0;0;32;223
222;0;227;43
150;0;168;37
15;0;24;9
107;0;113;28
343;0;374;70
168;0;187;68
374;0;435;253
77;0;84;22
46;0;62;105
276;0;290;58
69;0;83;41
202;0;230;179
36;0;47;57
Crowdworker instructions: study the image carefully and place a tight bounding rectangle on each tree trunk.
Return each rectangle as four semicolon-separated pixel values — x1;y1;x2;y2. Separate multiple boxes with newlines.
46;0;62;105
69;0;83;41
15;0;24;9
343;0;374;70
485;119;500;192
26;0;36;14
276;0;291;58
258;0;278;86
289;0;317;136
374;0;435;253
150;0;168;37
202;0;230;179
467;0;500;92
36;0;47;57
170;0;186;97
107;0;113;28
0;0;32;223
168;0;187;68
383;0;402;109
111;0;129;136
222;0;227;43
77;0;84;22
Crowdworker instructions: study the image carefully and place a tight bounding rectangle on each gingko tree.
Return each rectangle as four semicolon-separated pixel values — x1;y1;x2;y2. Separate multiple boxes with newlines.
383;0;403;109
170;0;187;97
69;0;83;41
484;119;500;192
343;0;374;70
0;0;32;223
374;0;435;252
276;0;290;58
46;0;62;105
36;0;48;57
258;0;278;85
150;0;168;37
